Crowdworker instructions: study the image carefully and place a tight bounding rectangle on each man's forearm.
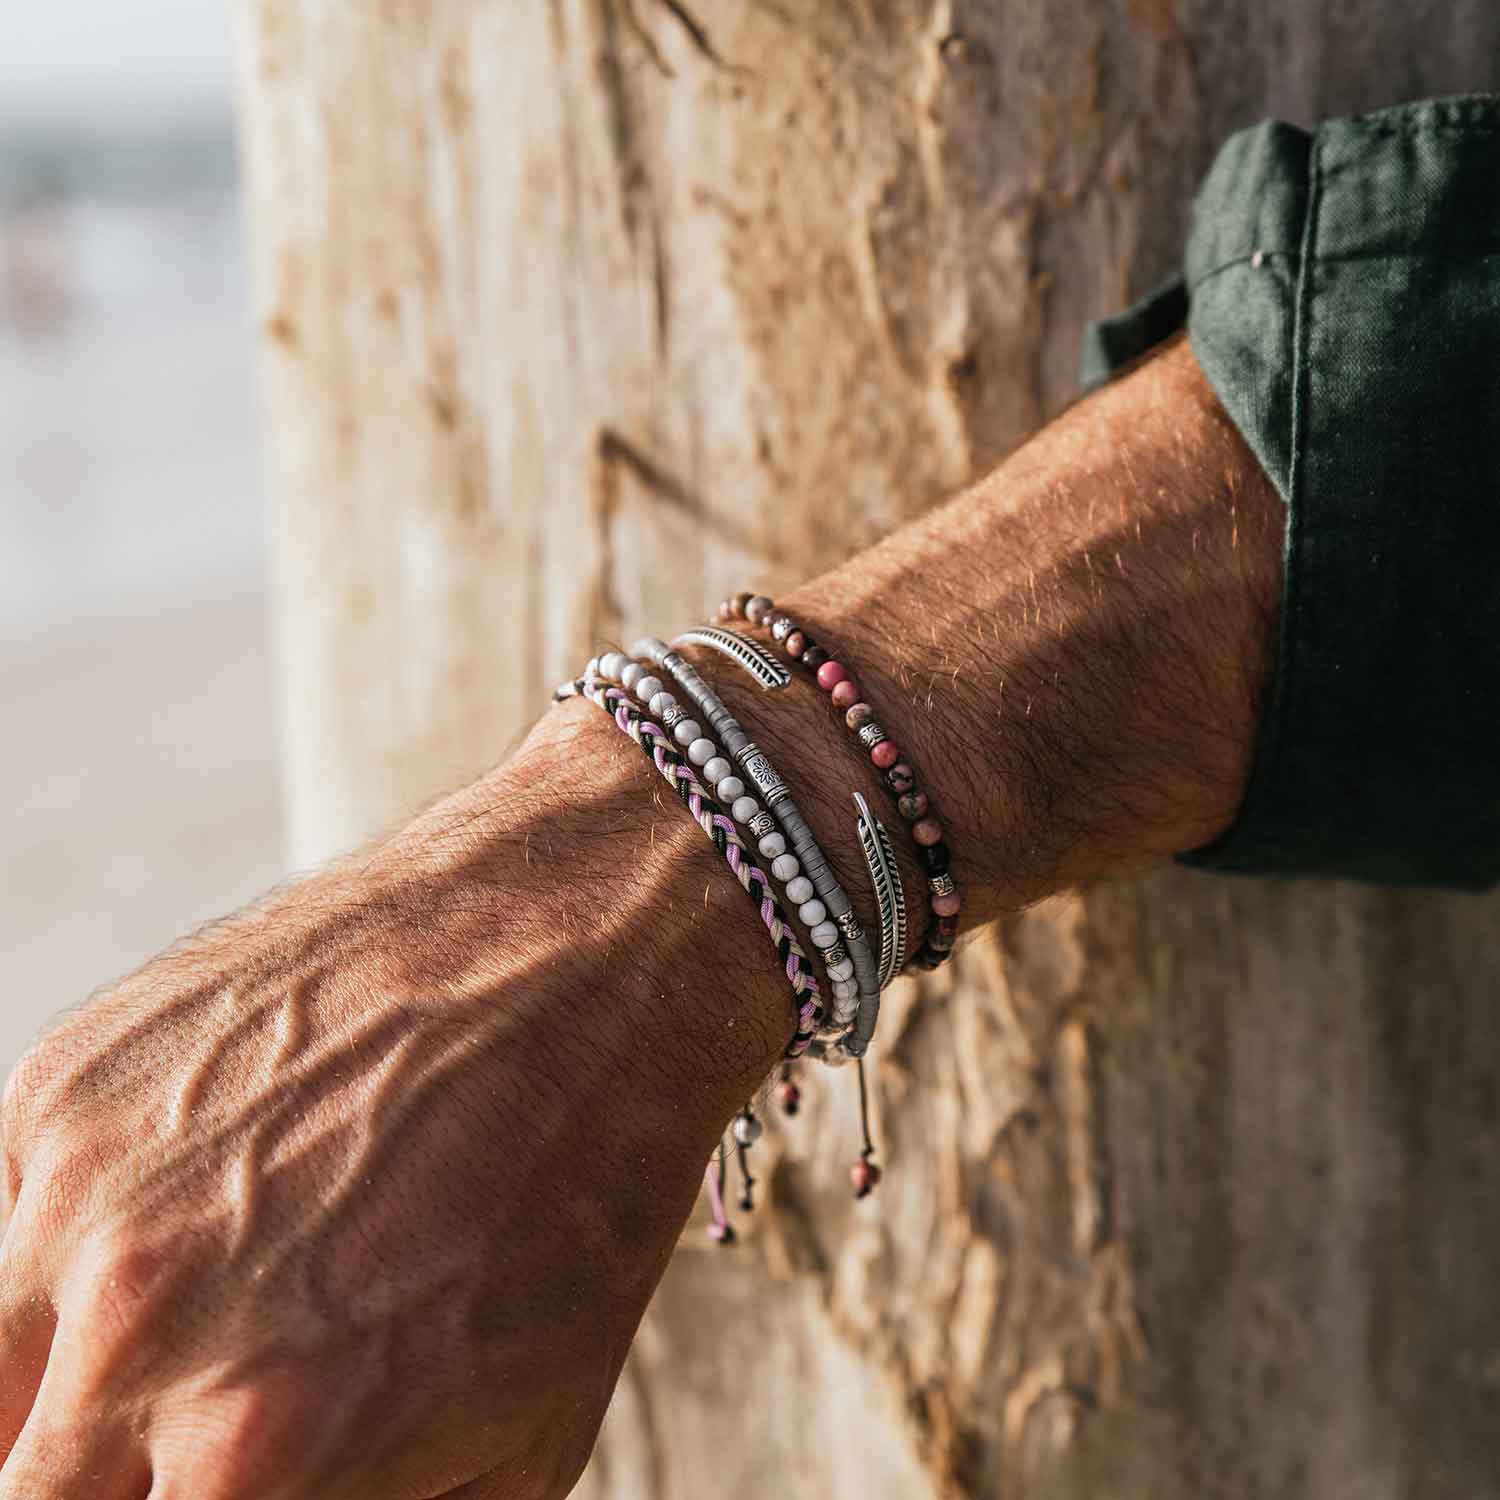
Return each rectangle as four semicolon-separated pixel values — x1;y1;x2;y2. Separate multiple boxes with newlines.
403;333;1285;1133
609;335;1284;1071
0;335;1284;1498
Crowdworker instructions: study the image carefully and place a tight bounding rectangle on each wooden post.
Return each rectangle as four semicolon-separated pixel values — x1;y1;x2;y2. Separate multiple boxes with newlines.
236;5;1500;1494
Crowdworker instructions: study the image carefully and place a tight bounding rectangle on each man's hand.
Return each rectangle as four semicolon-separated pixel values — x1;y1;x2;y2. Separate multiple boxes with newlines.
0;336;1282;1496
0;715;786;1499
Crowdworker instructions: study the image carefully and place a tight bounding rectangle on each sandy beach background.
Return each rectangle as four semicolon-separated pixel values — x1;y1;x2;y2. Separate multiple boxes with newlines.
1;4;285;1072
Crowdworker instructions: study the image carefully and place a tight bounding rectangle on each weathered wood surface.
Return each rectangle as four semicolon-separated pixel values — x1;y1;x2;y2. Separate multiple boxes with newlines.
236;4;1500;1495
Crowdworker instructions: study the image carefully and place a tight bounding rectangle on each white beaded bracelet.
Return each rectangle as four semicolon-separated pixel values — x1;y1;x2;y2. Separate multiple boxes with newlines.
595;651;859;1033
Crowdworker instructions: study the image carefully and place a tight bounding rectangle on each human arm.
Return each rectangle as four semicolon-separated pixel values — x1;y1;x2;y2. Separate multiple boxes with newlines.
0;334;1281;1498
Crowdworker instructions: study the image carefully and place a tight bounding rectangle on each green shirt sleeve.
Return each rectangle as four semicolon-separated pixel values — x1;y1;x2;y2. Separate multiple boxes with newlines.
1082;95;1500;889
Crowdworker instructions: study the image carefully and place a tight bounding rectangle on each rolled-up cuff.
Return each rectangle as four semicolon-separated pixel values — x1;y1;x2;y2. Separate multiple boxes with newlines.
1082;97;1500;888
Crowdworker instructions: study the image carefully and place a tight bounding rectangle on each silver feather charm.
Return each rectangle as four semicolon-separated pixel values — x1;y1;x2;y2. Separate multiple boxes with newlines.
670;627;790;690
854;792;907;990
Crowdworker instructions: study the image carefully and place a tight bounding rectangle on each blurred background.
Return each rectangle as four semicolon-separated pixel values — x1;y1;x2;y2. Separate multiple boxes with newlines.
0;1;282;1069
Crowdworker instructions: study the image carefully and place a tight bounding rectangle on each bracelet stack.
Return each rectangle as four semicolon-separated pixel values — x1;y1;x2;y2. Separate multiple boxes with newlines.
715;592;963;970
554;585;965;1241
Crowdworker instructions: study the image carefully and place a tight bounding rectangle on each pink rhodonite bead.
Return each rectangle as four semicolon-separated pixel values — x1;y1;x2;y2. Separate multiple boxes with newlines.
931;890;962;917
816;660;849;691
912;817;943;846
830;679;861;709
871;740;899;770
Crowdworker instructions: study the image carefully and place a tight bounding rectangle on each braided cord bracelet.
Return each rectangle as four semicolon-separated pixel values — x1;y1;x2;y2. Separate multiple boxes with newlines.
720;593;963;971
631;634;884;1058
554;669;823;1056
592;651;859;1038
668;627;911;994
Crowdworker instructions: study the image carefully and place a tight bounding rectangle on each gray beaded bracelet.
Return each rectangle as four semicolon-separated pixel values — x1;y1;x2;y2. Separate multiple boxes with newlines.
631;635;883;1057
593;650;857;1035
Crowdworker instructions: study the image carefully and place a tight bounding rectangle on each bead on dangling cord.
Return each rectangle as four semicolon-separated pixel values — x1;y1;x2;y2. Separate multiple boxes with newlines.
776;1063;802;1116
849;1057;883;1200
732;1105;763;1214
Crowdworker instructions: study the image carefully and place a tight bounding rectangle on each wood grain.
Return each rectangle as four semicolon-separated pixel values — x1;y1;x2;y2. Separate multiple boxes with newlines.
237;4;1500;1493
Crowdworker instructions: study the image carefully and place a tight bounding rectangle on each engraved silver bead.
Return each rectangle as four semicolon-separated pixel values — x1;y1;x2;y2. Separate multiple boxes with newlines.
836;910;865;943
929;873;957;897
749;811;777;838
856;722;889;750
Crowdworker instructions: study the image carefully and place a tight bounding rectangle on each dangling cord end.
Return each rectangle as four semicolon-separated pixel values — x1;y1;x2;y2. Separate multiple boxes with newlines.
850;1057;883;1200
735;1140;757;1213
705;1142;735;1245
732;1105;764;1213
776;1062;801;1117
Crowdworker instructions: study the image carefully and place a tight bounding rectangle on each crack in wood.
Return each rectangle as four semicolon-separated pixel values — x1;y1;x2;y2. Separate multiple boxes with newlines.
596;426;781;561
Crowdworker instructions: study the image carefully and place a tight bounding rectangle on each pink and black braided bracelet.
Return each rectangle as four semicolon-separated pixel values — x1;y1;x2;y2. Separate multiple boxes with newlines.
554;667;823;1055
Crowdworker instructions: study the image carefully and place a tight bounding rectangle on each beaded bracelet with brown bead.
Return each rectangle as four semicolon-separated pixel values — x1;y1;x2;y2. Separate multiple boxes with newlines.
717;590;962;971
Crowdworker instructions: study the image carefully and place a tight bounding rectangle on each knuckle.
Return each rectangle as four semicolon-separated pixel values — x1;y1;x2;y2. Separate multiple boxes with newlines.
2;1027;86;1146
1;1044;46;1146
203;1372;325;1482
85;1237;175;1333
30;1139;109;1243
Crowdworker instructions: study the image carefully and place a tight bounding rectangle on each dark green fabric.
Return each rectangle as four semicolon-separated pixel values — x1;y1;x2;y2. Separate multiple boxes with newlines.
1083;96;1500;889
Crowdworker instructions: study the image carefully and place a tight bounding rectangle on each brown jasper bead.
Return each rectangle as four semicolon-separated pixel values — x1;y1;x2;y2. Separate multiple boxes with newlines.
912;817;943;847
885;762;916;794
730;591;754;617
845;702;875;731
897;789;928;820
801;644;830;671
785;630;806;658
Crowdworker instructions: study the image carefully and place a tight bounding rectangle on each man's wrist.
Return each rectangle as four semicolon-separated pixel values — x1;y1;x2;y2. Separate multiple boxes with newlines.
763;335;1283;921
361;335;1282;1161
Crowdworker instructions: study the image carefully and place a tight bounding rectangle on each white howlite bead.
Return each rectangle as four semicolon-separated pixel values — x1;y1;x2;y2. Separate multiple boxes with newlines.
757;831;787;859
598;651;626;681
703;756;732;785
798;898;827;927
828;957;855;982
810;919;840;947
621;662;644;689
673;720;702;746
771;853;800;882
635;675;664;703
832;1001;858;1023
785;875;814;904
688;737;716;766
832;977;859;1001
732;795;760;823
717;775;745;802
648;690;677;716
